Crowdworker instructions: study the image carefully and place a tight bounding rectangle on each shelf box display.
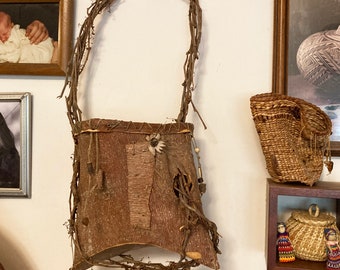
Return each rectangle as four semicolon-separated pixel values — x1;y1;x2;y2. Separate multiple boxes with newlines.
266;179;340;270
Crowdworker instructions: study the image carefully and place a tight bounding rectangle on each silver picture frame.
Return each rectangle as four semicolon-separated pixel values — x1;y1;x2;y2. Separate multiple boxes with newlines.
0;92;32;197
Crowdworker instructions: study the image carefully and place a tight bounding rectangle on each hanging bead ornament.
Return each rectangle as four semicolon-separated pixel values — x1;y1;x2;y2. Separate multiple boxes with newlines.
191;134;206;195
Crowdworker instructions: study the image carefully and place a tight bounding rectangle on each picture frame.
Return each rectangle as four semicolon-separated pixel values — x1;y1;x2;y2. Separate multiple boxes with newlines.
0;93;31;197
0;0;74;76
272;0;340;155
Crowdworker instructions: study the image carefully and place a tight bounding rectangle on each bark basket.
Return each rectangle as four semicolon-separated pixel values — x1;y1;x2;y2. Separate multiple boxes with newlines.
61;0;220;269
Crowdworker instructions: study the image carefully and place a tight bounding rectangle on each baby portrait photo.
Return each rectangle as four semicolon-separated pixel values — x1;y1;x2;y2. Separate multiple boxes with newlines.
0;0;73;76
0;3;59;64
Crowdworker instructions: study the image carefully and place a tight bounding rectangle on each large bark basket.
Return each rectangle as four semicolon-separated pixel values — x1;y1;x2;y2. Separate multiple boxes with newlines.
62;0;220;269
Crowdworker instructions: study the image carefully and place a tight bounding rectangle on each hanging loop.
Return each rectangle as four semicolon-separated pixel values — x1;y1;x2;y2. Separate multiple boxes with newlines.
60;0;203;132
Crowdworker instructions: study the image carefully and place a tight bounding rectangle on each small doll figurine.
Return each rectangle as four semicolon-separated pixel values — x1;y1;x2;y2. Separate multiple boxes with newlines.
325;228;340;270
277;222;295;263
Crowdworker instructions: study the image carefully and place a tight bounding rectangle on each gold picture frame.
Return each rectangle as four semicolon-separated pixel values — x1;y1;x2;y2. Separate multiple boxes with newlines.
0;0;74;76
272;0;340;155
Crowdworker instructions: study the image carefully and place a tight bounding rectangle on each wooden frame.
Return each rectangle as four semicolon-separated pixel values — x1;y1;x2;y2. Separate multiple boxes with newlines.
272;0;340;155
0;93;32;197
266;179;340;270
0;0;74;76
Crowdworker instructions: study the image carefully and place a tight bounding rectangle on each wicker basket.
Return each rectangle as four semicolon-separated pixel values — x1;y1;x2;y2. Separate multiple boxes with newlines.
250;93;332;186
286;204;340;261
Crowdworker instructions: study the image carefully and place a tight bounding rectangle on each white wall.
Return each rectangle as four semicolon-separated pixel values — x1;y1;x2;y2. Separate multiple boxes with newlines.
0;0;338;269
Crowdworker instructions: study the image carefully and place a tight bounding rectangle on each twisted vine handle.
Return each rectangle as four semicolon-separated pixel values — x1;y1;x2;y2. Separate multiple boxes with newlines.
61;0;205;131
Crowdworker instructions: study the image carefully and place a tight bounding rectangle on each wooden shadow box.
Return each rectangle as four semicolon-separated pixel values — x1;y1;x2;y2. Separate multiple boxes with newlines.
267;179;340;270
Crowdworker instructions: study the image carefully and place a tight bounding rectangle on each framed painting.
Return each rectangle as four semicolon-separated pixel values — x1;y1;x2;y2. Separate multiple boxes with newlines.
0;0;74;76
0;93;31;197
272;0;340;155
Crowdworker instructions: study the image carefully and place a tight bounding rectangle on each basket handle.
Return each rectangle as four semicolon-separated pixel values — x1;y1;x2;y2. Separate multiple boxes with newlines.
61;0;204;131
308;204;320;218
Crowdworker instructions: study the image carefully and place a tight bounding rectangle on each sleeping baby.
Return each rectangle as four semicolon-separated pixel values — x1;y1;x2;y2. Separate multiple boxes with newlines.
0;11;54;63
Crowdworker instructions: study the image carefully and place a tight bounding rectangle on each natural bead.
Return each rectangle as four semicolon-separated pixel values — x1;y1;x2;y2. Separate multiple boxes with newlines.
199;183;206;194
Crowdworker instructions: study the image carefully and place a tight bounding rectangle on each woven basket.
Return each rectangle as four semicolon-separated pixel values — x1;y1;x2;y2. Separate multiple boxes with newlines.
250;93;332;186
286;204;340;261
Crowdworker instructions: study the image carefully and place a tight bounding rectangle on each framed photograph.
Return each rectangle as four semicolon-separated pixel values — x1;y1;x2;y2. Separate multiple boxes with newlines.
272;0;340;155
0;0;74;76
0;93;31;197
